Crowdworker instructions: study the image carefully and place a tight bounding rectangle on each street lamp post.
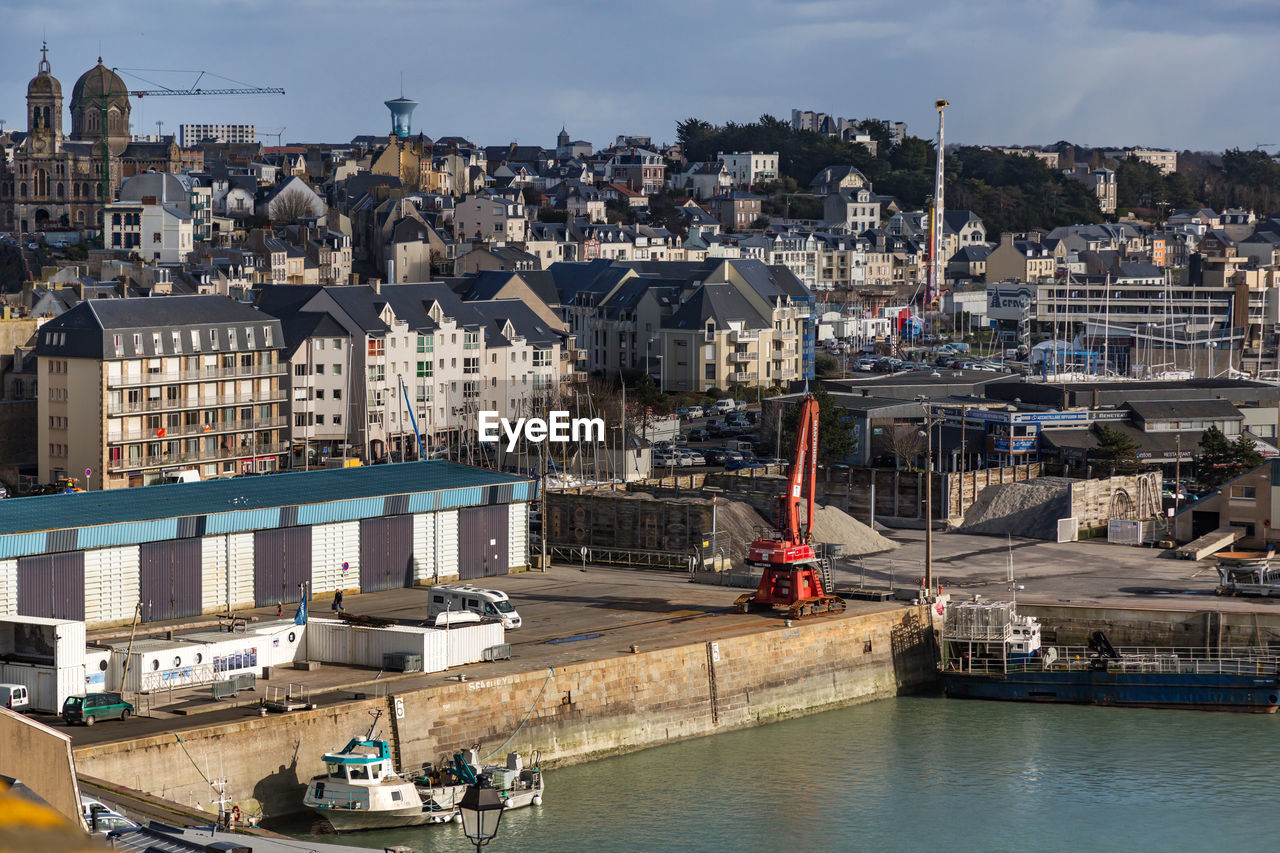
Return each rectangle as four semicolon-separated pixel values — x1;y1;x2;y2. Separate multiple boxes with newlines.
918;398;934;599
458;780;505;851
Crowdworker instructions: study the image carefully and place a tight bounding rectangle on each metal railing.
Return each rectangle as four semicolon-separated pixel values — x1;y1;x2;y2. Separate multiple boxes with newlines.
113;362;285;387
108;391;285;415
943;644;1280;676
110;442;288;471
117;416;287;441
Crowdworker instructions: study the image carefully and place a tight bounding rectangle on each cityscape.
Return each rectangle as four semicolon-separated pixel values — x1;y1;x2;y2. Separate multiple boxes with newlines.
2;3;1280;851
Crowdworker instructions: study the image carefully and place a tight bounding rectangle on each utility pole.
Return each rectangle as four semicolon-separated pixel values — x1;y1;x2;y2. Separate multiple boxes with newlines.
926;99;949;310
1174;433;1182;511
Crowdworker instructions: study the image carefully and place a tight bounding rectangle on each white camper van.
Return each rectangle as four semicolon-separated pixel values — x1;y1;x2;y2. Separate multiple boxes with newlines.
427;584;522;629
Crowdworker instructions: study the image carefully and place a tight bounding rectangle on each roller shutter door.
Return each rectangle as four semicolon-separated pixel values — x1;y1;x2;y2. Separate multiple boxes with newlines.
139;539;203;622
359;515;413;593
458;505;509;580
17;553;85;621
254;527;313;606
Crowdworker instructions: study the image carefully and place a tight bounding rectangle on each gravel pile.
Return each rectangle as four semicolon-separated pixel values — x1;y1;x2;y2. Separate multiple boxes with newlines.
810;504;899;555
958;478;1074;540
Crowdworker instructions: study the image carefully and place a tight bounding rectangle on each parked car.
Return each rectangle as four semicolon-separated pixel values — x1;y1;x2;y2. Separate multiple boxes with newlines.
687;405;705;419
744;410;760;425
687;427;710;442
684;450;706;466
706;419;726;436
714;398;737;414
62;692;133;726
703;448;729;466
0;683;29;711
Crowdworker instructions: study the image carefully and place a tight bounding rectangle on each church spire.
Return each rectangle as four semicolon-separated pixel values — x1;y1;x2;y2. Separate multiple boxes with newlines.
38;41;50;74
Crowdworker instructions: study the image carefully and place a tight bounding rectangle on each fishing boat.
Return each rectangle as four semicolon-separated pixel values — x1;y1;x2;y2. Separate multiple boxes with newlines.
413;748;544;815
939;599;1280;713
303;712;453;830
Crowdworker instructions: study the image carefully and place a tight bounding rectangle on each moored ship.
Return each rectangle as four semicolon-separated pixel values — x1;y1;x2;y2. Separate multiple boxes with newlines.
940;599;1280;713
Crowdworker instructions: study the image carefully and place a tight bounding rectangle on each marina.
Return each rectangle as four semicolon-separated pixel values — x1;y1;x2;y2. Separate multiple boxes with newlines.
272;695;1280;853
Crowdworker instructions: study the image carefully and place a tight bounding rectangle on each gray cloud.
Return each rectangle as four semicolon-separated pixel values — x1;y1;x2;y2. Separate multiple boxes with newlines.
1;0;1276;152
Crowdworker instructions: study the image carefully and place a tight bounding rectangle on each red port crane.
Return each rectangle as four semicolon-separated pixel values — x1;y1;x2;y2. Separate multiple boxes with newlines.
734;395;846;618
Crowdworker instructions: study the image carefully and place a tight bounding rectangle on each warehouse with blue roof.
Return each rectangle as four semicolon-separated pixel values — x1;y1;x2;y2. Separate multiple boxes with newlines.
0;463;536;628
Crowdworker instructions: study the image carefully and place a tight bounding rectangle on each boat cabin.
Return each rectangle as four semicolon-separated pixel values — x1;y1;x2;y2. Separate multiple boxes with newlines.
322;738;395;786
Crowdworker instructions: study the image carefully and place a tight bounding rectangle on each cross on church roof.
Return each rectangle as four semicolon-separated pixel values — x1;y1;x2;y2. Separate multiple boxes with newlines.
39;41;50;73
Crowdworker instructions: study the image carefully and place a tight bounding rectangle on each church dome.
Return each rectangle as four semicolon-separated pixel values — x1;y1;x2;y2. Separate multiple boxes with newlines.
72;59;128;103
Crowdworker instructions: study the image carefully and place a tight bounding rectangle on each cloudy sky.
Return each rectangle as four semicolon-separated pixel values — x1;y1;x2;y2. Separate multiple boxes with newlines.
3;0;1277;152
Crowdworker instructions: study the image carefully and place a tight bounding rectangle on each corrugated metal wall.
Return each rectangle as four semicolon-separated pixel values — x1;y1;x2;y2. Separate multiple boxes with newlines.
359;516;413;593
508;502;528;570
253;526;312;606
83;546;140;625
457;505;509;580
437;510;459;580
139;539;203;622
0;558;15;617
16;553;85;621
311;522;360;595
412;513;437;584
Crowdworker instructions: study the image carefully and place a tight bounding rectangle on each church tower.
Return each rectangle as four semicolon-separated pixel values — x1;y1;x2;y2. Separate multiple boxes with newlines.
557;126;570;149
26;42;63;153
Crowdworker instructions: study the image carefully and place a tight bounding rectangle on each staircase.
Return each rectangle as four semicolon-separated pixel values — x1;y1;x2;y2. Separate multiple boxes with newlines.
817;557;835;595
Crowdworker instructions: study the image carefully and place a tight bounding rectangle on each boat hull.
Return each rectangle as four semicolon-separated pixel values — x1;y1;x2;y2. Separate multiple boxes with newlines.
309;803;444;831
941;669;1280;713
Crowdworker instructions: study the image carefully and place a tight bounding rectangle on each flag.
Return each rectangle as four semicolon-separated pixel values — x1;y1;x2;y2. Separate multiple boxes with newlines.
294;598;307;625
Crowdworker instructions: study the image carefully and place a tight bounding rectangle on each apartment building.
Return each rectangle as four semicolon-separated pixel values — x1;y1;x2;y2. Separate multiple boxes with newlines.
1128;148;1179;175
256;283;571;462
986;233;1057;283
178;123;257;147
717;151;779;187
103;197;194;263
454;194;529;244
34;295;287;490
605;147;665;194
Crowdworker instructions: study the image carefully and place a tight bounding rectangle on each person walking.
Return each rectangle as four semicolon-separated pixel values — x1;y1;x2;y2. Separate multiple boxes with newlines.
332;589;345;614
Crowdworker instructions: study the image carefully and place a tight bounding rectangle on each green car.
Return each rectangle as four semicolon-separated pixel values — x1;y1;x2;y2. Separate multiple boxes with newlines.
62;692;133;726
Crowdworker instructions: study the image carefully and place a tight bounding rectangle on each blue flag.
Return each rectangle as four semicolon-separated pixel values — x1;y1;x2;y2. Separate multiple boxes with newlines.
294;598;307;625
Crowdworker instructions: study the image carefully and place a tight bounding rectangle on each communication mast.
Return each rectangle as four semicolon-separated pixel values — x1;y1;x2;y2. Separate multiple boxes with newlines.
927;99;949;310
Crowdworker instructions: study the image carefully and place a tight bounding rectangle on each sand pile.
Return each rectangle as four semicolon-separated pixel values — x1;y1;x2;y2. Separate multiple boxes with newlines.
958;478;1073;540
810;504;899;555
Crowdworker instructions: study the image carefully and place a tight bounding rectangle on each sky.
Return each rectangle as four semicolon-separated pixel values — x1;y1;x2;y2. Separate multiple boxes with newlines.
2;0;1278;153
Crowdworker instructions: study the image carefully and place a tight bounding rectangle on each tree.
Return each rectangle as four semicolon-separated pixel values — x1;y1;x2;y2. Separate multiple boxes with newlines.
1198;426;1264;489
777;388;856;465
1089;424;1142;476
269;190;319;224
877;423;926;471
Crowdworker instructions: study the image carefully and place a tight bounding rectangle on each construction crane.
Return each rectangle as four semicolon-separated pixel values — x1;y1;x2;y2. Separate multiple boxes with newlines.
734;395;846;618
82;66;285;221
257;127;286;146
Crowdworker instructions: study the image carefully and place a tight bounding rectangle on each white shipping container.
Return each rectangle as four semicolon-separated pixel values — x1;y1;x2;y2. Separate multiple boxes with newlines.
0;616;86;670
412;512;437;584
0;559;16;617
84;546;141;626
0;663;84;713
243;620;307;667
305;618;447;672
311;522;360;595
442;621;505;668
175;631;266;678
83;648;112;692
106;639;213;694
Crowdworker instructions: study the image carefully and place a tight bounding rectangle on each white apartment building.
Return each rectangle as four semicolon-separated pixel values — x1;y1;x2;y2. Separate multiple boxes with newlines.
104;198;194;263
718;151;779;187
34;296;287;490
1128;148;1179;175
454;195;529;244
179;123;257;147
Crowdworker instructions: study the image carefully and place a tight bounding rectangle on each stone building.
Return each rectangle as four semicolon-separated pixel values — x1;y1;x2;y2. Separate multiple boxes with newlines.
0;44;181;233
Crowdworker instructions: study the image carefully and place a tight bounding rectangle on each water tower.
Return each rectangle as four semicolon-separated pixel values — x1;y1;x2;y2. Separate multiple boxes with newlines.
384;95;418;139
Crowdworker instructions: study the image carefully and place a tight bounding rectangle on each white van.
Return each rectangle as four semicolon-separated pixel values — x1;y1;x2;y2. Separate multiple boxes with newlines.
427;584;522;629
156;469;201;484
714;398;737;415
0;683;29;711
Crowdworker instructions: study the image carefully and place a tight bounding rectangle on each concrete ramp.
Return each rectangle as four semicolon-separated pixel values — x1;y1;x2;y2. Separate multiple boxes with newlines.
1176;527;1241;561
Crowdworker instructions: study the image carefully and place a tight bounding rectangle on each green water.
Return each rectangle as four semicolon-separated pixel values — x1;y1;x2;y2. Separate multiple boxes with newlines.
273;696;1280;852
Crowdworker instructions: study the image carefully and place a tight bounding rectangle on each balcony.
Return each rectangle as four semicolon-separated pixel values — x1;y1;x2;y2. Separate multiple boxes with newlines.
109;442;289;472
113;361;286;388
729;371;759;384
729;329;759;343
115;415;287;442
108;388;286;415
730;350;755;363
774;329;798;340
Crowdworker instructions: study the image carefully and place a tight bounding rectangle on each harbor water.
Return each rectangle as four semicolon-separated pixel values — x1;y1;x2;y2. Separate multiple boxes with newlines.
272;695;1280;852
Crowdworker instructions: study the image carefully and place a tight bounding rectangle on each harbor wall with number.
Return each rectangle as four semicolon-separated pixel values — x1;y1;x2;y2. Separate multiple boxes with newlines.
72;605;936;817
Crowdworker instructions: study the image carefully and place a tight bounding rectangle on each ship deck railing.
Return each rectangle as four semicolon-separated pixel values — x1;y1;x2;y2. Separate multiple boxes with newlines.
943;645;1280;677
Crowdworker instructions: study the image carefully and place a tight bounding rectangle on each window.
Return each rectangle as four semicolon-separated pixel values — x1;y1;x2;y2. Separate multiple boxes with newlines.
368;364;385;382
332;388;341;401
315;389;324;399
417;361;432;378
333;414;342;425
228;328;237;350
294;364;307;377
209;329;219;350
1231;486;1257;500
245;328;255;348
332;363;341;375
368;339;385;357
418;335;433;353
315;364;324;375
